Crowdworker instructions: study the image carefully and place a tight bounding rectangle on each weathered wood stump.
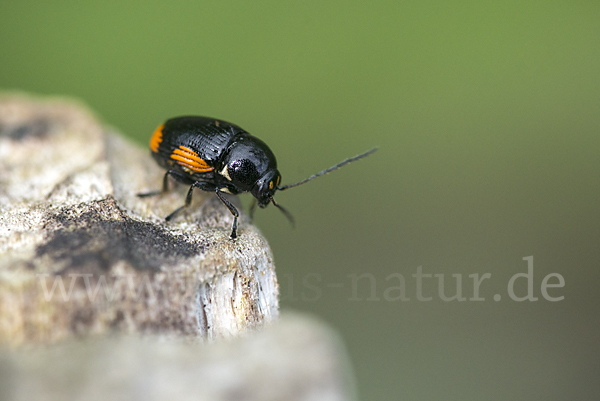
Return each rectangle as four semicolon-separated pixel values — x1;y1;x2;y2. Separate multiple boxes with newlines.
0;94;278;343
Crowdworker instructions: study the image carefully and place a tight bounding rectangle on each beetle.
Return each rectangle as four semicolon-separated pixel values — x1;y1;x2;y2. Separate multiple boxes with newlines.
138;116;376;239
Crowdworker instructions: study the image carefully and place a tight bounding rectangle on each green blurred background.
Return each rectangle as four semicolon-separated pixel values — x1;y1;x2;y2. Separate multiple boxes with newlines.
2;0;599;399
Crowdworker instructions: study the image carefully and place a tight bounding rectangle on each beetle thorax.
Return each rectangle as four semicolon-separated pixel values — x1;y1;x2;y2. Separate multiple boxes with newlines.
221;135;278;196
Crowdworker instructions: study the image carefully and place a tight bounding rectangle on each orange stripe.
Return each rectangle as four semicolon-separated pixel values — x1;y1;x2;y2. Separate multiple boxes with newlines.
181;147;205;164
170;153;214;173
179;146;198;155
150;124;164;153
172;146;213;171
172;146;208;165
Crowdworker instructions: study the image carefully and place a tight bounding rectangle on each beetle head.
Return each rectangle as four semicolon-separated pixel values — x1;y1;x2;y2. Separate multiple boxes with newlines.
251;169;294;226
252;169;281;207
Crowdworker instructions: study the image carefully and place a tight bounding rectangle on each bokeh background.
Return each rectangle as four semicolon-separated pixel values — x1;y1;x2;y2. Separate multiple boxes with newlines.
1;1;599;399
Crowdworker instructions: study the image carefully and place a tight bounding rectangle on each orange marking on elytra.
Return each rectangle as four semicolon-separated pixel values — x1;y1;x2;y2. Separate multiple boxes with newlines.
174;146;207;164
150;124;164;153
170;149;213;173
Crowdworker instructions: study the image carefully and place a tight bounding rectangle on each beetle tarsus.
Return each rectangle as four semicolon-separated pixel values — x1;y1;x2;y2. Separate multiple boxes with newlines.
165;205;185;221
137;190;162;198
165;183;195;221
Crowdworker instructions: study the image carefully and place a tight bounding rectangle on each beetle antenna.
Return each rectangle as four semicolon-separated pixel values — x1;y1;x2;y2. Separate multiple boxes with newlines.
278;147;377;191
270;197;295;227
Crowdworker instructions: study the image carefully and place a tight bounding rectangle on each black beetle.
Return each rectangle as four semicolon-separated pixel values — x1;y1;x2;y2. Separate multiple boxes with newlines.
138;116;376;239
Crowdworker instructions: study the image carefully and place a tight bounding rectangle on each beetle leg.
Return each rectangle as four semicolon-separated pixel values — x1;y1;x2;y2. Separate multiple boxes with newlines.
162;171;173;192
137;170;188;197
215;188;239;239
165;180;214;221
249;198;257;222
